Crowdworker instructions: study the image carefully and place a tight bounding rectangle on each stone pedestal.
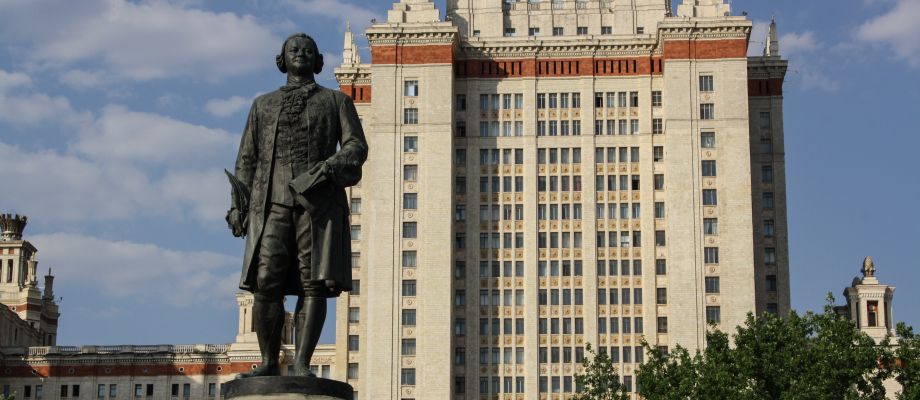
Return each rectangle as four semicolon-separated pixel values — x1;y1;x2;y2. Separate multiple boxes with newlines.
221;376;353;400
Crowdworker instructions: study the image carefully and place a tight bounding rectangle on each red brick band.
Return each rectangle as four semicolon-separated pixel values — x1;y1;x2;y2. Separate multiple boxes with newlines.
748;78;784;96
371;44;454;65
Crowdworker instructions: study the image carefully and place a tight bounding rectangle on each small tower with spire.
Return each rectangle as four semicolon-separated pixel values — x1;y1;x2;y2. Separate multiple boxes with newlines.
0;213;60;346
341;21;362;67
842;256;896;342
764;16;780;57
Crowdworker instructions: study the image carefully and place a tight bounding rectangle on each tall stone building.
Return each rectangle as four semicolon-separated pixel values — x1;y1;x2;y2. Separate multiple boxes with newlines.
0;214;59;347
334;0;790;398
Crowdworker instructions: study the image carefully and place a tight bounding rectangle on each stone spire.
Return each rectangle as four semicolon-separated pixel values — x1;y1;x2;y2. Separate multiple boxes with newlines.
676;0;731;18
0;213;27;241
342;21;361;66
764;16;780;57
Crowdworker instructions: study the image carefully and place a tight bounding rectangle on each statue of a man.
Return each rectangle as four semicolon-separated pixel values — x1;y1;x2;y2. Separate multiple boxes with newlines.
226;33;368;377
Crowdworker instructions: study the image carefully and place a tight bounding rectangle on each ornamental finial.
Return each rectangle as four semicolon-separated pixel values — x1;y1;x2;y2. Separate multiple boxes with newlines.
862;256;876;278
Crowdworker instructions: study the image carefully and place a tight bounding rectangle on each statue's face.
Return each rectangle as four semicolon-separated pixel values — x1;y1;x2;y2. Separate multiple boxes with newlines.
284;36;316;75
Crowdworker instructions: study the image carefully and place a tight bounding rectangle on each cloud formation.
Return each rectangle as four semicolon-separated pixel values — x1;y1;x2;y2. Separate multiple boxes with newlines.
0;0;279;82
29;232;239;306
857;0;920;67
205;95;250;118
72;105;239;165
781;31;818;55
284;0;379;30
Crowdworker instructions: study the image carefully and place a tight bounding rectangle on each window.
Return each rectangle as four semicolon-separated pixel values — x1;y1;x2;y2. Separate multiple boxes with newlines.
652;118;663;134
601;26;612;35
630;92;639;108
207;384;215;398
60;386;67;398
764;220;775;237
700;103;714;120
402;193;418;210
704;218;718;235
350;198;361;214
346;334;360;351
348;307;360;323
767;275;778;291
350;225;361;240
654;146;664;162
655;231;666;246
403;108;419;124
403;136;418;152
761;166;774;183
701;132;716;148
759;111;772;129
402;309;416;326
553;27;564;36
347;363;359;379
456;94;466;111
656;288;667;305
577;26;588;35
654;202;665;219
700;75;714;92
455;121;466;137
504;28;516;37
765;248;777;264
763;192;775;209
110;385;117;399
761;137;773;153
352;280;360;295
652;91;662;107
402;280;417;296
654;174;664;190
529;27;540;36
704;247;720;264
403;165;417;181
655;259;667;275
767;303;779;315
404;80;419;97
146;385;153;397
657;317;668;333
403;222;417;238
134;385;142;398
705;277;720;293
702;189;718;206
402;339;416;355
706;306;721;324
98;384;105;399
702;160;717;176
515;94;524;109
637;26;645;34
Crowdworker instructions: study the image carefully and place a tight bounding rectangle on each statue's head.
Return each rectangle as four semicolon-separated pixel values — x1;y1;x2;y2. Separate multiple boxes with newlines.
276;33;324;75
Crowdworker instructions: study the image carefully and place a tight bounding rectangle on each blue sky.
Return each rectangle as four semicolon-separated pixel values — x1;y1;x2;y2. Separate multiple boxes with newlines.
0;0;917;346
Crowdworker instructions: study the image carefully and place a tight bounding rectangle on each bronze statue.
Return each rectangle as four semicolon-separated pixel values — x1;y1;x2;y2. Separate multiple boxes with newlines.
226;33;368;378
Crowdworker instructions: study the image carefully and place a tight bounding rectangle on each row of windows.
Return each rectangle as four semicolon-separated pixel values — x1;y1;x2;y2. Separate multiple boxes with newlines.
536;120;582;136
478;120;524;136
476;261;525;278
536;93;582;109
538;318;585;335
478;148;524;165
536;203;583;220
594;147;640;163
596;289;644;305
478;177;525;193
478;93;525;111
593;92;640;108
15;383;213;399
474;289;526;307
536;289;586;306
537;147;581;164
537;260;584;277
596;259;650;276
597;318;646;336
477;347;526;365
594;345;646;365
537;346;587;365
594;174;641;191
469;375;525;395
537;231;584;248
537;176;583;192
594;202;642;219
479;318;526;336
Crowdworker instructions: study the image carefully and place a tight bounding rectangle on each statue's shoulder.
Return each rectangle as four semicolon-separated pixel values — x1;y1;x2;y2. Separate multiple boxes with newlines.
252;90;285;109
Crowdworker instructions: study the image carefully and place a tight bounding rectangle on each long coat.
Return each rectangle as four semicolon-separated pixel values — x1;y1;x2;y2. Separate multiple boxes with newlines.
234;84;368;296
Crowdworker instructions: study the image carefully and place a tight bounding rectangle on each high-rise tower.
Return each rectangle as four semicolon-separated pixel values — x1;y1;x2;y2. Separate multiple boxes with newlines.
334;0;790;397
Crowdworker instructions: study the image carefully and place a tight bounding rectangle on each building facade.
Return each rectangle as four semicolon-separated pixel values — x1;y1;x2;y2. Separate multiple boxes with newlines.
333;0;790;398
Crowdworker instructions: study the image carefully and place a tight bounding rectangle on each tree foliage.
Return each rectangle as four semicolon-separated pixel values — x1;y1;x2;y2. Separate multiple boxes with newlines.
634;299;892;400
573;343;629;400
894;322;920;400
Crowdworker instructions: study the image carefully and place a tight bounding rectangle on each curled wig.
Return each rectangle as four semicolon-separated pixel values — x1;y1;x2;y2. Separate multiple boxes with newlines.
276;33;324;74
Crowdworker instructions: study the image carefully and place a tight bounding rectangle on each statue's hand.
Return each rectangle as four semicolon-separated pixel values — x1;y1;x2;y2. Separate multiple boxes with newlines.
226;209;246;238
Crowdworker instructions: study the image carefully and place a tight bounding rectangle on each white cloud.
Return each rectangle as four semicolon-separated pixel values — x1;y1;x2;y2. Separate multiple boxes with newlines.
0;142;158;221
58;69;108;90
0;91;93;127
29;232;239;306
0;69;32;92
205;95;250;117
72;105;239;165
159;169;231;223
0;0;279;82
781;31;818;55
283;0;379;30
857;0;920;67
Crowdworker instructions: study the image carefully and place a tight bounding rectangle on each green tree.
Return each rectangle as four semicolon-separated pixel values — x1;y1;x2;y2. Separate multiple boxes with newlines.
636;297;890;400
894;322;920;400
573;343;629;400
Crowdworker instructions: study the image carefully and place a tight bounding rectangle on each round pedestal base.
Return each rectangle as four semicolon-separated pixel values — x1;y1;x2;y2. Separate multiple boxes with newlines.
221;376;353;400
